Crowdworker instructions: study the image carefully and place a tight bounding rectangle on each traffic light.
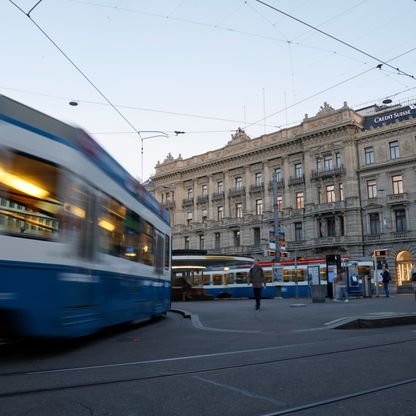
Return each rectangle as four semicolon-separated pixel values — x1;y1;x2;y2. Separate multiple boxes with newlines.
374;250;388;257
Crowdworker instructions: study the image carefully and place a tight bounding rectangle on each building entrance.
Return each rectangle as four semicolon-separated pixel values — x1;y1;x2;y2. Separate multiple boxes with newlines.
395;251;413;287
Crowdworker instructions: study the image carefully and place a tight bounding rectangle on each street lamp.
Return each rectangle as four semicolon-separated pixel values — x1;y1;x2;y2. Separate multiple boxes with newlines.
138;131;185;180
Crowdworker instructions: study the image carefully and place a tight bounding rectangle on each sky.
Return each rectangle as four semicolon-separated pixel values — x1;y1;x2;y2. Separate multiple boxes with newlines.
2;0;416;181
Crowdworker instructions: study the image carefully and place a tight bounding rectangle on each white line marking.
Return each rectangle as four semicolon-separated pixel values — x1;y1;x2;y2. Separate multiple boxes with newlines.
25;343;310;376
193;375;285;406
191;314;260;333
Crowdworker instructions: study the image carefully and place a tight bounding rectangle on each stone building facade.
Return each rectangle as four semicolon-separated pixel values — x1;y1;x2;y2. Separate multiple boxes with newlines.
150;100;416;289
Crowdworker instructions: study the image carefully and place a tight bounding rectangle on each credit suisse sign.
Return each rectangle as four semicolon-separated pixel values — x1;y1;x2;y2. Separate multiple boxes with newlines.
363;103;416;130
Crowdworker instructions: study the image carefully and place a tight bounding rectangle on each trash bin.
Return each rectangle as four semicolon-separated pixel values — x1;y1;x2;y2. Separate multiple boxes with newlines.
310;284;326;303
363;274;372;297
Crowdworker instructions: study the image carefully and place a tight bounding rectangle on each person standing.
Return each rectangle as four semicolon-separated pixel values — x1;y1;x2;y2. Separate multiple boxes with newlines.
249;259;266;310
381;266;391;298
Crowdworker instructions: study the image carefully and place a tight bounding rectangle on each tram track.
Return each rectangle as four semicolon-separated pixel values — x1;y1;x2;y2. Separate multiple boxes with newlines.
0;337;414;399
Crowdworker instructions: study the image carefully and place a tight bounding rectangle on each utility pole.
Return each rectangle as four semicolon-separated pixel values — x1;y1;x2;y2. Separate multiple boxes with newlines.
272;170;280;264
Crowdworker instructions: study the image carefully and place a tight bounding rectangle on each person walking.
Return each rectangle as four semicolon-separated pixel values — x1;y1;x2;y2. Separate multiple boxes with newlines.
381;266;392;298
249;259;266;310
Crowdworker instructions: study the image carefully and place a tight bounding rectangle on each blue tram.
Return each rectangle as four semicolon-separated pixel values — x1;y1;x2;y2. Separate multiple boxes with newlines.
0;95;171;338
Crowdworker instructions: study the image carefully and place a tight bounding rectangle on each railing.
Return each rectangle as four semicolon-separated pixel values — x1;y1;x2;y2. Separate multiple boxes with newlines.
289;175;305;185
311;165;345;179
313;201;345;213
163;200;175;209
223;217;243;227
182;198;193;208
268;179;284;190
228;186;246;197
364;233;382;242
211;191;225;201
387;193;408;204
197;195;209;204
249;183;264;194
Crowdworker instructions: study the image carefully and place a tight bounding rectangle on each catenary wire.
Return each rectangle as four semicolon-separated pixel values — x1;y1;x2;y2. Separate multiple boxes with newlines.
8;0;144;143
256;0;416;81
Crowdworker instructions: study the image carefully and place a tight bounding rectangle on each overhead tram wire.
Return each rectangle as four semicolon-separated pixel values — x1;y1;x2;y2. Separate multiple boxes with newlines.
8;0;144;146
247;44;416;129
256;0;416;82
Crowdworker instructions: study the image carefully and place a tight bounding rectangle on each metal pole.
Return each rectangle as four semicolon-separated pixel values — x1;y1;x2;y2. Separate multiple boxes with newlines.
373;251;379;297
141;137;144;180
295;249;298;298
272;171;280;264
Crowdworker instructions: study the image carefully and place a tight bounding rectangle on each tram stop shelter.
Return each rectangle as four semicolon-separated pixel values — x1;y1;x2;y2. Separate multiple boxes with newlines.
171;250;254;301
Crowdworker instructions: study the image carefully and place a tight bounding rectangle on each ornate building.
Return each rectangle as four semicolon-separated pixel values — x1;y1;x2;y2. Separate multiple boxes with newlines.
151;100;416;289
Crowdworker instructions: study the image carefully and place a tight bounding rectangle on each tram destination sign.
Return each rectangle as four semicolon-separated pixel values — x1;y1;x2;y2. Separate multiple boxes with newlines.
363;104;416;130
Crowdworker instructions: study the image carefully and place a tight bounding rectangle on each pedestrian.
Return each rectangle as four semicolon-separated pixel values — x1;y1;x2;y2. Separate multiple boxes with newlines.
410;265;416;302
249;259;266;310
182;279;191;301
381;266;391;298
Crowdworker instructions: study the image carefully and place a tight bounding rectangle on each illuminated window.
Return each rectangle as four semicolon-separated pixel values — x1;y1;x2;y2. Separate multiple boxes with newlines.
339;183;344;201
236;202;243;218
255;199;263;215
296;192;304;209
326;185;335;202
392;175;403;194
367;180;377;199
277;195;283;211
217;206;224;221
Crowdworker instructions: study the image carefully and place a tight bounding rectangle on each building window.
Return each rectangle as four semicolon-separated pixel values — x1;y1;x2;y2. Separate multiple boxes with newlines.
389;141;400;159
317;187;322;204
326;185;335;203
215;232;220;249
369;213;380;234
324;155;333;170
187;188;193;199
273;168;281;182
255;172;262;186
199;234;205;250
327;217;336;237
236;202;243;218
184;236;190;250
233;230;240;247
295;163;303;178
335;152;341;168
339;183;344;201
294;222;303;241
296;191;304;209
235;176;243;190
202;208;208;223
392;175;403;194
202;184;208;197
253;227;260;245
365;147;375;164
255;199;263;215
217;206;224;221
367;180;377;199
186;211;192;226
277;195;283;212
339;216;344;236
217;181;224;194
395;209;406;232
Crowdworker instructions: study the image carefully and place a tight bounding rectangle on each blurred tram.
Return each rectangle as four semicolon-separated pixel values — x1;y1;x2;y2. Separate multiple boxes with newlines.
173;255;374;299
0;95;171;338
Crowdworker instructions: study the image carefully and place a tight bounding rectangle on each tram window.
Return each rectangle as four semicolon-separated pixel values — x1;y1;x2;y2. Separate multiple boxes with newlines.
98;196;126;257
0;151;62;240
155;230;164;274
123;210;141;262
212;274;223;285
141;221;155;266
282;270;290;282
202;274;211;285
226;273;235;284
235;272;248;284
164;235;170;269
321;267;327;281
264;270;273;283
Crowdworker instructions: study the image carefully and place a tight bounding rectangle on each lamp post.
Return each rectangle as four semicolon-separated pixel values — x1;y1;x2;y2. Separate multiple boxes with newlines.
139;131;169;181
